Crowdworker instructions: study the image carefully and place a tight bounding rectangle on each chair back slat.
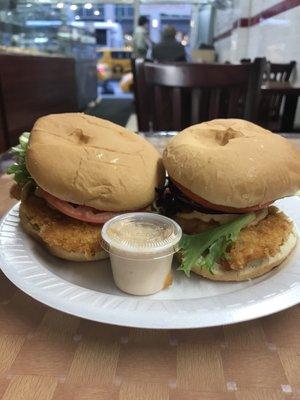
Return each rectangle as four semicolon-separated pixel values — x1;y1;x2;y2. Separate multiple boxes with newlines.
227;86;244;117
132;58;150;131
258;60;296;129
191;88;201;125
208;88;220;120
269;61;296;82
133;58;266;132
172;88;182;131
154;86;165;130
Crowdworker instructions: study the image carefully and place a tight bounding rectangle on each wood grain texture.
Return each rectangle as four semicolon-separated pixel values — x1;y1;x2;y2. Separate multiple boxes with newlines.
66;337;120;386
52;383;119;400
119;382;169;400
1;376;57;400
0;335;25;375
170;390;236;400
117;344;176;384
0;136;299;399
235;388;289;400
0;291;45;336
177;344;226;392
261;306;300;350
0;53;78;150
0;380;10;400
223;320;267;350
9;322;78;377
221;349;288;389
277;347;300;386
171;326;225;345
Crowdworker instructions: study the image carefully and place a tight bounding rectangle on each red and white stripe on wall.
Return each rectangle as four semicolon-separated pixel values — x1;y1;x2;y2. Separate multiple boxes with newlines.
213;0;300;42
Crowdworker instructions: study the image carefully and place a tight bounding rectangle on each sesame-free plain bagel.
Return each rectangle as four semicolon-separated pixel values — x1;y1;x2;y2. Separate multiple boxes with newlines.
163;119;300;209
26;113;165;211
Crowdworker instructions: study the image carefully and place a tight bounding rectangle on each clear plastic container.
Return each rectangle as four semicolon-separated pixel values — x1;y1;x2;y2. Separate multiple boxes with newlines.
101;213;182;295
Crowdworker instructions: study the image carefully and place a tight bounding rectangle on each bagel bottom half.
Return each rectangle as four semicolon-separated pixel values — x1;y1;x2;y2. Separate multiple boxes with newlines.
19;195;108;262
191;228;297;282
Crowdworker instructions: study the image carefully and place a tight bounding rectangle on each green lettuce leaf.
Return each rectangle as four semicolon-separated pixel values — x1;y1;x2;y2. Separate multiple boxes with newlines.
178;213;256;276
7;132;32;185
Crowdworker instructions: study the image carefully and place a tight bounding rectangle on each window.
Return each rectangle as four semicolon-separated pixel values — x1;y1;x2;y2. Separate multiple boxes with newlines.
111;51;131;59
95;29;107;46
115;5;134;20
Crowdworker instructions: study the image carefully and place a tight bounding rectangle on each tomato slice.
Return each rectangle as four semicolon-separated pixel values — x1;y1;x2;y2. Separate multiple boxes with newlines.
38;189;121;224
172;179;272;213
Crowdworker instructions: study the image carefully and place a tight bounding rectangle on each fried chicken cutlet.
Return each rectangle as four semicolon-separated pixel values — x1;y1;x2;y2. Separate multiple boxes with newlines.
20;194;103;259
226;207;293;270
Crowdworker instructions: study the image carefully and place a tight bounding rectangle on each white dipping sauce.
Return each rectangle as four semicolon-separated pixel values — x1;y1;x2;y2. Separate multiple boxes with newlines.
101;213;182;295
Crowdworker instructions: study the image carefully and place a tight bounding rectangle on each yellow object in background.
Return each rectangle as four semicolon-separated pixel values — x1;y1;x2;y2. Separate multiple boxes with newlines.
120;73;133;93
97;48;132;80
191;49;216;63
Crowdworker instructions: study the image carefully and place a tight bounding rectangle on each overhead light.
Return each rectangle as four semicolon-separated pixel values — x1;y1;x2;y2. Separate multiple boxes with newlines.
190;20;195;28
152;19;158;28
56;2;64;9
26;20;62;26
70;4;78;11
94;10;100;16
7;11;12;15
34;37;49;43
75;15;80;20
26;3;32;7
84;2;92;9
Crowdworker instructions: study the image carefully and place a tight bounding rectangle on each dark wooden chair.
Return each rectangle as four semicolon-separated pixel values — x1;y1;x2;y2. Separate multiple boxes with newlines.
0;79;9;153
0;53;78;149
133;58;266;131
240;59;296;81
259;61;297;131
267;61;296;82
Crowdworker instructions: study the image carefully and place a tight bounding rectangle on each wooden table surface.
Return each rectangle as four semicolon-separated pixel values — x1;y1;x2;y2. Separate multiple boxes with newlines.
0;135;299;400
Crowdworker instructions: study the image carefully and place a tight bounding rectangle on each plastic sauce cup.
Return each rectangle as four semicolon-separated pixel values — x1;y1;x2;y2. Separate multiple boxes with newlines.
101;213;182;296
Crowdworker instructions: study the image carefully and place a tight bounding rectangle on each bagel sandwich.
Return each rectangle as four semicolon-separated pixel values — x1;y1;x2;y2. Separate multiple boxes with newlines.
159;119;300;281
8;113;164;261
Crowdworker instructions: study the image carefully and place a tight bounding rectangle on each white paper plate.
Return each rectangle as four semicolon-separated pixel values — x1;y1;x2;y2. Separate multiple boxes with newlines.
0;198;299;329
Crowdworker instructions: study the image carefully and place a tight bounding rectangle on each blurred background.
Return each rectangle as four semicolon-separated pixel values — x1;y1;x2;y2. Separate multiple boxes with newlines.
0;0;299;152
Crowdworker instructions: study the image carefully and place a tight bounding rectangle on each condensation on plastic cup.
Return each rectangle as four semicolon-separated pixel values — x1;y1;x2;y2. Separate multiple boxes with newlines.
101;213;182;296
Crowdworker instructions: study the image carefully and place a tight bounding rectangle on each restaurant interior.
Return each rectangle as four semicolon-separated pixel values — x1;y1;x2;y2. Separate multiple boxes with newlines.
0;0;300;155
0;0;300;399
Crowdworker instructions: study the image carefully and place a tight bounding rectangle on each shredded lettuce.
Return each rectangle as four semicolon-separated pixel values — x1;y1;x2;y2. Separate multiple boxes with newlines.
7;132;32;185
178;213;256;276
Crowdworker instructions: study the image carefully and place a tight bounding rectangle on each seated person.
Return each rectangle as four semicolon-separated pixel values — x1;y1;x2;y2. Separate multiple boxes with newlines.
152;25;187;62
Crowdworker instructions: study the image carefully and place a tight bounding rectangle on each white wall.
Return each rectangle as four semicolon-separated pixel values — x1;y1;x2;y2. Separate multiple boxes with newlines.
214;0;299;75
214;37;231;62
247;7;299;75
214;0;300;125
